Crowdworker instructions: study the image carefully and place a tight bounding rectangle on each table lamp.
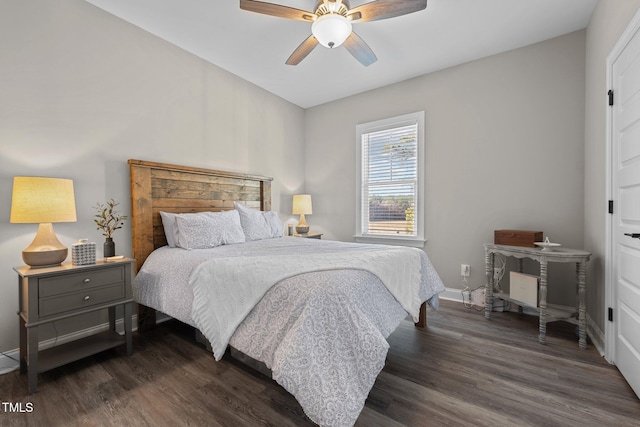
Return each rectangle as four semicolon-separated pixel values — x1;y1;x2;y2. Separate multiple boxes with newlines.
292;194;312;234
10;177;77;268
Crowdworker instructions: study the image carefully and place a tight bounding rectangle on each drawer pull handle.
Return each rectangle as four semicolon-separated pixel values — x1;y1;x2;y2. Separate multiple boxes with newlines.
83;278;91;284
84;295;90;301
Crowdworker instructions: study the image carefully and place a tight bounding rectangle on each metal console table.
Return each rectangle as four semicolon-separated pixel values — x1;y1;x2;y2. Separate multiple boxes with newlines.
484;243;591;349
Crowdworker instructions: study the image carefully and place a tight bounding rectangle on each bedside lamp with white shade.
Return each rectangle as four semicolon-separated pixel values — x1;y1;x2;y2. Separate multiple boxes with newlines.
10;176;77;268
292;194;312;234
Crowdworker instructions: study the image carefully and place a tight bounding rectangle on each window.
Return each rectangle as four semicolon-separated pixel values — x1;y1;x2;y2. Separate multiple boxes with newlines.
356;111;425;247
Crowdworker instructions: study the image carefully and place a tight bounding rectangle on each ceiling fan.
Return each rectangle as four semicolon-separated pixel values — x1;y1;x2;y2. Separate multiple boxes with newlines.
240;0;428;66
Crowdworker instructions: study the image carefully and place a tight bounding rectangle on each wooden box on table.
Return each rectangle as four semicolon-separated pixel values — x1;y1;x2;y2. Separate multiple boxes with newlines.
494;230;543;248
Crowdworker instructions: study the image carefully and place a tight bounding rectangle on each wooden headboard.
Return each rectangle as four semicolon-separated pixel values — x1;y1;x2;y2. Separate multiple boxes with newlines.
128;159;273;272
128;159;273;331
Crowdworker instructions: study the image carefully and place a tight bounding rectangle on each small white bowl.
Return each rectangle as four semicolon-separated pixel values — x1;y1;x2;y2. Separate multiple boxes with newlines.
534;241;561;251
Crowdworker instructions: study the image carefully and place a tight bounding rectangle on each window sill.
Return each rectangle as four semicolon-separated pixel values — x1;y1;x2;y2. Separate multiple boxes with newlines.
354;235;427;248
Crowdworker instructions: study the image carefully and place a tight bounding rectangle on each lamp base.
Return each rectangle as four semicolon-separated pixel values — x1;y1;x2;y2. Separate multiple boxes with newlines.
21;223;68;268
22;248;68;268
296;213;309;235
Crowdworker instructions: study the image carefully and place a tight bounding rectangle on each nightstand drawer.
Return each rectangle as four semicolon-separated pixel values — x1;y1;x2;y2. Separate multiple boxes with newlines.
39;283;125;317
39;266;125;298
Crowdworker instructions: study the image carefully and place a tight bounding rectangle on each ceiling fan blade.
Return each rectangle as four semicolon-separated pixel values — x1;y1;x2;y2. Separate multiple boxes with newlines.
343;32;377;66
347;0;427;22
286;35;319;65
240;0;315;21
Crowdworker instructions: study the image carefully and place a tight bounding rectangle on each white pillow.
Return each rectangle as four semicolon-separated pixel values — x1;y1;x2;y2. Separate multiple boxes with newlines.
174;210;245;250
263;211;284;238
234;202;283;241
160;211;180;248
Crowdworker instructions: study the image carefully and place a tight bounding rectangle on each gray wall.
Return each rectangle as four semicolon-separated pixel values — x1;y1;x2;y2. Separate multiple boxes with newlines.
0;0;305;352
305;30;587;308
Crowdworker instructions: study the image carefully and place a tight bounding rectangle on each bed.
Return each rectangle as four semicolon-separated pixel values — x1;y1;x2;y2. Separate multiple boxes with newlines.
128;159;445;426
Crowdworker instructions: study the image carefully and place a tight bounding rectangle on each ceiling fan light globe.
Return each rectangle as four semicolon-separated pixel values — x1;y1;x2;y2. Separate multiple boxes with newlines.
312;14;352;48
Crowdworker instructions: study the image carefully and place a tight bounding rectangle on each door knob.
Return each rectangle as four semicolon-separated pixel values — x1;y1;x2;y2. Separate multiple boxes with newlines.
624;233;640;239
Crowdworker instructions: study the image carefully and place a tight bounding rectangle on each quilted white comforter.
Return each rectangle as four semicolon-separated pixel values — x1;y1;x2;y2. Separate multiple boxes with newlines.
134;237;444;426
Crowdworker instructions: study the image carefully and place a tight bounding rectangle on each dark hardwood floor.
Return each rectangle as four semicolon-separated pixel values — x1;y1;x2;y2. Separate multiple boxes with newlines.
1;299;639;426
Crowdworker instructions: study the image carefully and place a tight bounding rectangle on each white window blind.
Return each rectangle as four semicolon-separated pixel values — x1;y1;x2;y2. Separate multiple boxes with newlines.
356;111;424;246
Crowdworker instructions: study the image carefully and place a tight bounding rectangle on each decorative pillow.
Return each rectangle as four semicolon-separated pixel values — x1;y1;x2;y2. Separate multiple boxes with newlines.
159;211;180;248
174;210;246;250
234;202;283;241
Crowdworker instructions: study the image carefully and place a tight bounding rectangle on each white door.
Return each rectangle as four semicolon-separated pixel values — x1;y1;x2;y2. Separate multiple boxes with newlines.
610;13;640;398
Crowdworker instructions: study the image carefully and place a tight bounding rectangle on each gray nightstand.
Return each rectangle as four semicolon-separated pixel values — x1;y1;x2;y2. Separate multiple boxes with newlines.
14;258;134;394
293;232;323;239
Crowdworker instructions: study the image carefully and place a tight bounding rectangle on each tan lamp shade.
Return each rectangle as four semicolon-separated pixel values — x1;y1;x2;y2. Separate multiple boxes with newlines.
292;194;312;234
11;177;77;223
292;194;312;215
10;177;77;267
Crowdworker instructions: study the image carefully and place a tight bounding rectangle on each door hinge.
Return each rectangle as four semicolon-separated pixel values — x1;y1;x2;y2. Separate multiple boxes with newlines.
608;307;613;322
609;200;614;214
608;89;614;106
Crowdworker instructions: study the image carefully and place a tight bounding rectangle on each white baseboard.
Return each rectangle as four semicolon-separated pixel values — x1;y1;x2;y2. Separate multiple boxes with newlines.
439;287;465;303
0;315;139;376
586;313;605;357
0;349;20;375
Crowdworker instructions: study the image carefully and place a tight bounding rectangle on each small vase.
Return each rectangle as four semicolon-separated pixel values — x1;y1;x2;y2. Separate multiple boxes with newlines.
104;238;115;258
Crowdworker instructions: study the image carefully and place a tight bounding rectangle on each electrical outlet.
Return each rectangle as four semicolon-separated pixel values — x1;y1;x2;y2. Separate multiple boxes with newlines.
461;264;470;277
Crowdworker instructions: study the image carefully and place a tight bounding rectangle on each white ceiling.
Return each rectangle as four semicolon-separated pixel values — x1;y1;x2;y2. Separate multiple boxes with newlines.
84;0;598;109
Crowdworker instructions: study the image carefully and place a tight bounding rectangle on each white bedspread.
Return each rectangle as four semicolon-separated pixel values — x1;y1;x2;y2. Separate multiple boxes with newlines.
231;269;411;427
133;237;445;426
190;244;423;360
